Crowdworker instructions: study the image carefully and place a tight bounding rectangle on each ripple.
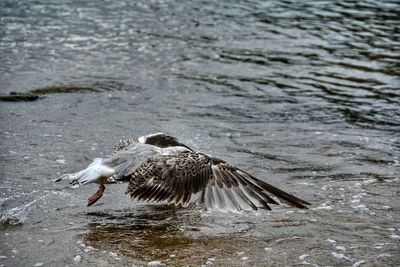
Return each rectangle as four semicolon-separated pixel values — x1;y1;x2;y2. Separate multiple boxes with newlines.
1;0;400;266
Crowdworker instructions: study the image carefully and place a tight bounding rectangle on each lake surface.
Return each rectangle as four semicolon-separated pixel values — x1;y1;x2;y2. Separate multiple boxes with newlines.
1;0;399;266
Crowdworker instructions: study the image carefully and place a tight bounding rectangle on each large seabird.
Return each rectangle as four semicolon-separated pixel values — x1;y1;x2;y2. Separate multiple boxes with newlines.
58;133;310;211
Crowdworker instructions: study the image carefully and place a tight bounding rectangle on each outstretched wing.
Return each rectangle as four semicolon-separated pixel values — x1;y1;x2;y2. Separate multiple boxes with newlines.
125;152;310;211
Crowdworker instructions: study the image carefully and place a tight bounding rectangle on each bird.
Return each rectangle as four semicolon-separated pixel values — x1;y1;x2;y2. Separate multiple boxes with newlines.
57;132;310;211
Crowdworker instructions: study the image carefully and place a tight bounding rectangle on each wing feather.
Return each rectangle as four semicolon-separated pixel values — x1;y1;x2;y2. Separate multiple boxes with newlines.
231;186;258;210
223;188;242;211
148;185;163;201
124;152;310;211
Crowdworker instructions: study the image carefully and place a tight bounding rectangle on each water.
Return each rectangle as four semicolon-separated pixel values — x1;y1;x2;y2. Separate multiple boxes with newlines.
1;0;399;265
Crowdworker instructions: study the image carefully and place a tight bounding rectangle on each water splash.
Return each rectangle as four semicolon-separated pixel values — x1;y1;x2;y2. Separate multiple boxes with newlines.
0;199;37;226
0;191;71;226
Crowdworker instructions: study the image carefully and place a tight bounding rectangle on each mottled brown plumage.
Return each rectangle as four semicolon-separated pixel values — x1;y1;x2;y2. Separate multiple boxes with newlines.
60;132;311;211
122;151;310;210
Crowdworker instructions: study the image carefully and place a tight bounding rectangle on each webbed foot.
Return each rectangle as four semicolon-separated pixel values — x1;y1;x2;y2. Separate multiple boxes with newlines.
87;185;105;207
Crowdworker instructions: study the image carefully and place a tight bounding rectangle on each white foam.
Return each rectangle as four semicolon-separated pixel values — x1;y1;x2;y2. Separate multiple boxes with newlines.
148;261;165;266
331;252;351;260
352;260;366;267
73;255;81;264
312;205;333;210
84;246;96;253
299;254;309;260
109;252;118;257
353;204;367;209
363;179;375;184
389;234;400;240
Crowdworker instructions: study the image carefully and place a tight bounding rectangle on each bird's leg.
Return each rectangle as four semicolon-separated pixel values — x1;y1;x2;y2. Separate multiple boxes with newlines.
87;184;105;207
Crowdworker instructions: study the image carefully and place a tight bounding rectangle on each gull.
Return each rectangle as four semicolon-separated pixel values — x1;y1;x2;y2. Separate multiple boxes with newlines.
57;133;310;211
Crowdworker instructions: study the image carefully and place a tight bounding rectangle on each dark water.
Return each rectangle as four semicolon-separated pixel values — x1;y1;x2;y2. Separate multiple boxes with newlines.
1;0;399;266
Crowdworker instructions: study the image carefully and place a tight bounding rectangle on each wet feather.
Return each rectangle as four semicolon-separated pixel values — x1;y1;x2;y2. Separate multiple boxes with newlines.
60;132;311;211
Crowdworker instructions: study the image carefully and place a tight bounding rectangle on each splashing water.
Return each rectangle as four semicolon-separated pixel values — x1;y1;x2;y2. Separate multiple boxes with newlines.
0;191;71;226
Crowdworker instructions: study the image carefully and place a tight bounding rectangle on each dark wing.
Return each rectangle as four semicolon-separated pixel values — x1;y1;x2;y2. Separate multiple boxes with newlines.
139;133;193;151
114;133;192;153
125;152;310;211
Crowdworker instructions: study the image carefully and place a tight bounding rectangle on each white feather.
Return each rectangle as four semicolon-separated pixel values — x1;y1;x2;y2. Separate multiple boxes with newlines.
138;136;146;144
66;158;115;185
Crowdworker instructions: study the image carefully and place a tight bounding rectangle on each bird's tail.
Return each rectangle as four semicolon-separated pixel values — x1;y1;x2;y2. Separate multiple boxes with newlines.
56;158;115;185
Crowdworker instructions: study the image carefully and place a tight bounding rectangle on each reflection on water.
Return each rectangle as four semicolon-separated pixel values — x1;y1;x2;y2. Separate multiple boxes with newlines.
1;0;400;265
80;206;299;265
82;207;209;263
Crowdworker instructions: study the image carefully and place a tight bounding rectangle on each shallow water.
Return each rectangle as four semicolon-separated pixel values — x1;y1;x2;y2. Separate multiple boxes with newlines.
1;0;399;266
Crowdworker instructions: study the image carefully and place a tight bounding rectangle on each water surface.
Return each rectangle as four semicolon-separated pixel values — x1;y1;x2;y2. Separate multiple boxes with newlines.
1;0;399;266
